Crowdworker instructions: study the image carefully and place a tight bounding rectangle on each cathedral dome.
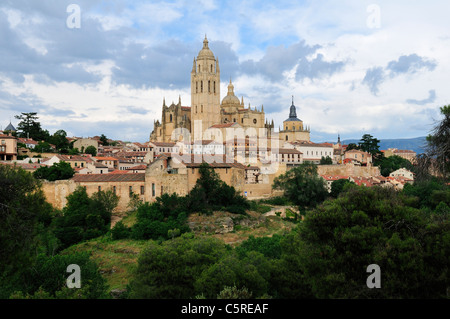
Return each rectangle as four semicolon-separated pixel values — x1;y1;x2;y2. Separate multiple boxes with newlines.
221;80;240;106
198;36;215;59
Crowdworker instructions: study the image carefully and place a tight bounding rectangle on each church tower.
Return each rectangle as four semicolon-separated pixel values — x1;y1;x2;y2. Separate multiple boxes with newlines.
191;36;221;141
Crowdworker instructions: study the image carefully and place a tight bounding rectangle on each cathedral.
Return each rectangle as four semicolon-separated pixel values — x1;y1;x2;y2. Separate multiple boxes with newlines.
150;36;310;143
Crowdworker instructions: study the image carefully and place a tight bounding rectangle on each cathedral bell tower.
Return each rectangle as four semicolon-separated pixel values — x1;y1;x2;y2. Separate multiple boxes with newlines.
191;36;221;141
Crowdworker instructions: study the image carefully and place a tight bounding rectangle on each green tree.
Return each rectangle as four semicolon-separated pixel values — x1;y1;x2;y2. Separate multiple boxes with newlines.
320;156;333;165
99;134;109;146
129;234;228;298
426;105;450;180
17;252;108;299
187;163;249;214
52;187;118;249
48;130;70;153
34;141;54;153
14;112;49;141
84;145;97;156
272;163;328;211
346;143;359;151
33;161;75;181
0;165;54;298
330;178;354;198
359;134;382;162
378;155;414;177
293;185;449;298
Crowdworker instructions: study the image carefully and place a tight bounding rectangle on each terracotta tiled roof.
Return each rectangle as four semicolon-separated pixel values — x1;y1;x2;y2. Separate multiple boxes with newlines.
276;148;302;154
109;170;130;174
94;156;119;161
150;142;176;147
72;173;145;182
126;165;147;170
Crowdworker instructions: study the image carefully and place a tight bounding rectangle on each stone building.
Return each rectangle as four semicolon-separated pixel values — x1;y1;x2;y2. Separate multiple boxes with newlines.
150;36;274;144
278;97;311;143
0;133;17;161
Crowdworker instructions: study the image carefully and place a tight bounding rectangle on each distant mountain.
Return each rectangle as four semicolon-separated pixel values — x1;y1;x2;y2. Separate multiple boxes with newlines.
341;137;428;154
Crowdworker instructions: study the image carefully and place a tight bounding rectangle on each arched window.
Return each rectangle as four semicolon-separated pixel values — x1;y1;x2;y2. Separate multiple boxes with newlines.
199;65;201;72
170;114;173;122
286;135;288;141
233;118;236;122
201;105;203;113
208;80;210;93
201;81;203;92
196;105;198;113
211;64;213;72
214;81;216;93
196;82;198;93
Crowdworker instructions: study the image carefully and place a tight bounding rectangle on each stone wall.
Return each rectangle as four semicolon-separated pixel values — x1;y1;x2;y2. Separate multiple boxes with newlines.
317;164;380;177
42;179;146;212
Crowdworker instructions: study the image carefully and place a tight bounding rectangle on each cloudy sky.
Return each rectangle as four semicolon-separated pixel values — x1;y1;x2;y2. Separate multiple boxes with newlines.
1;0;449;143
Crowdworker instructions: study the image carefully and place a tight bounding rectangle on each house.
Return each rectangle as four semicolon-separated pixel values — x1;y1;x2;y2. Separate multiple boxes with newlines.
344;149;372;166
0;133;18;161
383;148;416;164
285;140;334;164
390;168;414;181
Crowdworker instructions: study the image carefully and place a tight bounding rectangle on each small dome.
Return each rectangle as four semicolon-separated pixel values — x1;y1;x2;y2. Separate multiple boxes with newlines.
198;36;215;59
222;80;240;106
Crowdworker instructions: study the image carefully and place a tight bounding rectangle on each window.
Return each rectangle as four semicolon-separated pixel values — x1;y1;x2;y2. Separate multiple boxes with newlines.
201;105;203;113
192;168;195;174
113;186;116;194
201;81;203;92
152;183;155;197
196;81;198;93
170;114;173;122
129;186;133;196
140;186;145;195
98;186;101;191
196;105;198;113
214;81;216;93
241;118;243;124
199;65;201;72
211;64;213;72
161;186;164;195
286;136;288;141
233;118;236;122
1;140;5;145
253;119;257;124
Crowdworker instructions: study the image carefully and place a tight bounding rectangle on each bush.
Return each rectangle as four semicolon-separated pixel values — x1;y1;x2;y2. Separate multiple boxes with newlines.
111;221;131;240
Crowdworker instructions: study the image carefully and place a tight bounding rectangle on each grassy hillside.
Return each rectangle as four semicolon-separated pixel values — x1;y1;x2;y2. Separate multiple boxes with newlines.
61;206;298;295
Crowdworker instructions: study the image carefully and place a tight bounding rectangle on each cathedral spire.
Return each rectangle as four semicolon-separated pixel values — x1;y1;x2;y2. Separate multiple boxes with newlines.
289;96;298;119
192;58;196;73
179;95;181;105
163;97;166;107
261;104;264;112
